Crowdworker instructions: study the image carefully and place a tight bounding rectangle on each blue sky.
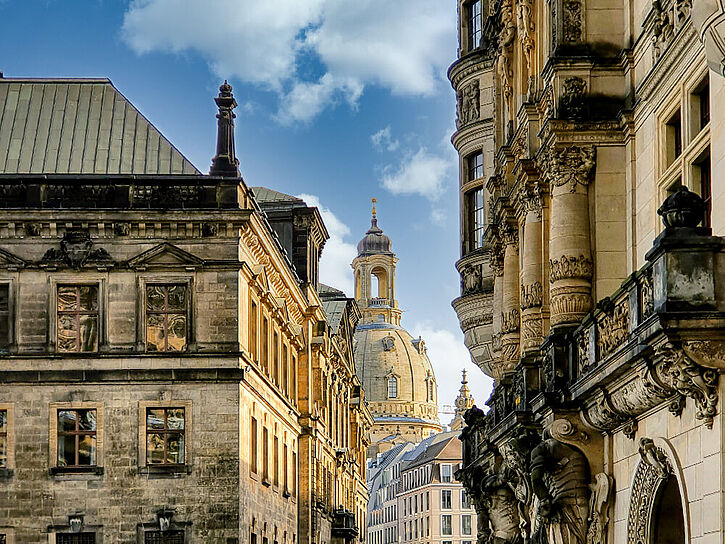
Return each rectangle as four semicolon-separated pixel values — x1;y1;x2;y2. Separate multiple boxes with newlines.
0;0;493;416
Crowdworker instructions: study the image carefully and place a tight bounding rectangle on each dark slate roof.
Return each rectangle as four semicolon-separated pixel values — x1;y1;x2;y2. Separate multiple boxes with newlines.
322;299;348;334
250;186;304;205
0;78;199;175
403;433;460;470
318;283;347;299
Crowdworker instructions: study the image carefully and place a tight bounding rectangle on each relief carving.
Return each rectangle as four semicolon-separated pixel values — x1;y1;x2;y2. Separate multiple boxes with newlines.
640;271;654;319
563;0;584;42
462;264;483;295
516;0;535;94
652;0;674;62
520;282;543;309
40;230;113;270
597;299;629;359
497;0;517;118
382;336;395;352
549;145;596;192
457;80;481;128
577;330;592;374
627;439;673;544
560;76;587;120
549;255;594;282
501;309;521;333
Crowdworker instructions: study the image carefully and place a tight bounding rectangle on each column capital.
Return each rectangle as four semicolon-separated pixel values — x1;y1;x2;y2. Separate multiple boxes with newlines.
547;145;596;193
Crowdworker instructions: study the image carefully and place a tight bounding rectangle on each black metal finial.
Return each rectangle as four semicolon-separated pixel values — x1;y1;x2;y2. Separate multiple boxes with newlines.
210;80;240;177
657;185;705;228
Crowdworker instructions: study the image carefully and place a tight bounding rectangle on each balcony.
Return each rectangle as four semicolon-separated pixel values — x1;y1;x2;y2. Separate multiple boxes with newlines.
452;248;494;376
369;297;391;307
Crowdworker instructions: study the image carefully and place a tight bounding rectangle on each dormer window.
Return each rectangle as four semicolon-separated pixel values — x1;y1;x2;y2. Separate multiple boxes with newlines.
388;376;398;399
468;1;483;51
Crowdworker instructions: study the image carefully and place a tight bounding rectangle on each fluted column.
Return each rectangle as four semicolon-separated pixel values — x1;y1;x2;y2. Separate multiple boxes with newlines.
547;146;596;328
500;224;520;373
519;188;544;354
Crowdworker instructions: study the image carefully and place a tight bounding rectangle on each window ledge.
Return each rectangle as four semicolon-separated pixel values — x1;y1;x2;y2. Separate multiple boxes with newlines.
283;490;291;498
50;466;104;476
262;478;272;487
138;464;191;478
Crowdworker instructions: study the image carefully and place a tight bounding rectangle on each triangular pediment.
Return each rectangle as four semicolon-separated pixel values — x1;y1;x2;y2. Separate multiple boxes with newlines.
127;243;204;269
0;248;25;268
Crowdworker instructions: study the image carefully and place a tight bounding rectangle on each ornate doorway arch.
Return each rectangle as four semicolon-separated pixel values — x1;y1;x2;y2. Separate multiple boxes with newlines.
627;437;689;544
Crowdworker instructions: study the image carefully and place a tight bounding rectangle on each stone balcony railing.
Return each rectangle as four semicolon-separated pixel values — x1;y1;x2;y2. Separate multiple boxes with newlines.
369;297;391;307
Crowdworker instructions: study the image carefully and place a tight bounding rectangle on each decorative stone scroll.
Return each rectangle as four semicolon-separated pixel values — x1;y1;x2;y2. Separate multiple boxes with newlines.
550;145;596;192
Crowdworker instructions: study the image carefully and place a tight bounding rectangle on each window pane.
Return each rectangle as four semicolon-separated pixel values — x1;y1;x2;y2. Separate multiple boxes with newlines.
146;314;165;351
0;436;7;468
57;315;79;352
167;408;185;430
58;410;78;431
144;531;184;544
0;409;6;432
147;433;165;464
79;286;98;311
166;285;186;310
146;286;166;312
79;316;98;352
78;410;96;431
167;433;184;464
57;534;96;544
147;409;165;430
58;434;76;466
166;314;187;351
78;435;96;465
58;287;78;311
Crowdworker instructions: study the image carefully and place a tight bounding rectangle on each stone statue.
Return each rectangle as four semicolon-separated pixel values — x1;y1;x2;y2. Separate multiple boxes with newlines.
530;434;590;544
516;0;535;94
497;0;516;119
481;473;524;543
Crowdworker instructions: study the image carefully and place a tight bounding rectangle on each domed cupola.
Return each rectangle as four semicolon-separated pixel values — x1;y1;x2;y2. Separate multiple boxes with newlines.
357;199;393;256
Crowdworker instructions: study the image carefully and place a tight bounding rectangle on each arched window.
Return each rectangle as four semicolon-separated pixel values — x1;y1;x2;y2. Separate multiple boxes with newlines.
652;476;686;544
388;376;398;399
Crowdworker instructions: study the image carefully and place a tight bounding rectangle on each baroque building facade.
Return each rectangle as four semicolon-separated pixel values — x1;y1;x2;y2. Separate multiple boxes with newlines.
0;76;369;544
449;0;725;542
352;206;441;457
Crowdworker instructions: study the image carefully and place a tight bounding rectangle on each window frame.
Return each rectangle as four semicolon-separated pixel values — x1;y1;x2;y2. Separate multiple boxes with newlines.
387;376;398;399
461;514;472;536
0;280;14;352
441;515;453;537
48;277;106;353
137;400;192;474
0;403;14;473
0;528;14;544
145;407;186;466
441;489;452;510
466;187;486;253
441;463;452;482
137;276;194;353
49;402;103;475
467;0;483;51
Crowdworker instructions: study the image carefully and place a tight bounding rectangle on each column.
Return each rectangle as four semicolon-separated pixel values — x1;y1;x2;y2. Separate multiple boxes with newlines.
547;145;596;328
519;187;544;354
500;222;521;373
490;241;505;380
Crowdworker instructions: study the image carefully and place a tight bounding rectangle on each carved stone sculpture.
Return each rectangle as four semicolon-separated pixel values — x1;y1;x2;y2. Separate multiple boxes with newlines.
550;146;596;192
481;472;524;543
563;0;584;42
458;80;481;128
516;0;535;94
549;255;593;282
652;0;674;61
530;436;590;544
520;282;543;309
560;77;587;120
597;299;629;359
628;439;673;544
462;264;483;295
497;0;516;119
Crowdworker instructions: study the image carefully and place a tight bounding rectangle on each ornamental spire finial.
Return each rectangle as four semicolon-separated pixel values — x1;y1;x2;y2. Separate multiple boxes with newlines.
370;197;379;228
210;80;240;177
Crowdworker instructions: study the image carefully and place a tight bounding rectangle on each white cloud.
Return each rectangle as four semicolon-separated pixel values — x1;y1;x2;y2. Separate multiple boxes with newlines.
370;126;399;152
297;193;356;295
380;147;455;201
411;323;494;424
430;208;446;226
121;0;455;122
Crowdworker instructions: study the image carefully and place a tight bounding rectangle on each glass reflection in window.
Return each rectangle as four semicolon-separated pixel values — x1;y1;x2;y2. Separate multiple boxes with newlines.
146;284;187;352
57;285;98;352
146;407;185;464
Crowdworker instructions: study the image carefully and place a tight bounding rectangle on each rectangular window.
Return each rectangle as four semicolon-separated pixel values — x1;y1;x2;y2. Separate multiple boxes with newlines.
0;409;6;468
467;151;484;181
250;300;258;361
468;0;483;50
426;517;430;537
441;515;452;536
57;285;98;352
146;407;185;465
273;331;280;383
263;427;270;482
461;488;471;508
698;77;710;130
144;531;184;544
282;343;289;396
462;514;472;535
250;416;258;474
56;535;96;544
292;450;297;494
695;150;712;228
426;491;430;510
441;489;452;509
274;434;280;487
145;284;187;352
284;443;289;492
0;284;9;351
291;353;297;402
441;463;452;482
261;317;270;373
466;188;485;252
665;109;683;166
57;409;97;467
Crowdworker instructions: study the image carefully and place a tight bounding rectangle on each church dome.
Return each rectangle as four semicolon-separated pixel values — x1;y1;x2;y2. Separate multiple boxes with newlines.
353;322;440;428
357;217;393;256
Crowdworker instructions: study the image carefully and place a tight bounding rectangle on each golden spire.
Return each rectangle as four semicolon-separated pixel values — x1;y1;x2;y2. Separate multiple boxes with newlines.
371;197;377;218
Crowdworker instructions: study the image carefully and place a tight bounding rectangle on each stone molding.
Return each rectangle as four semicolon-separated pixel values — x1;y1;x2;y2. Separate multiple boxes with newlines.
549;145;596;192
549;255;594;282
